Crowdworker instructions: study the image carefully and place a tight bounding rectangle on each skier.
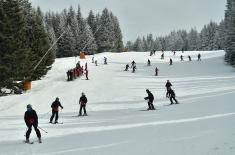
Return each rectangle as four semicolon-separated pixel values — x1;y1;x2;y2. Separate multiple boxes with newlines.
124;64;129;71
85;69;89;80
180;55;184;61
95;60;98;66
24;104;41;143
50;97;63;124
173;51;176;56
188;55;192;61
79;92;88;116
147;59;151;66
131;60;136;68
168;88;179;104
66;70;70;81
155;67;159;76
165;80;172;97
169;58;173;65
104;57;107;64
144;89;155;110
198;53;201;61
161;53;164;59
92;56;94;63
132;64;137;73
153;49;156;55
85;62;88;70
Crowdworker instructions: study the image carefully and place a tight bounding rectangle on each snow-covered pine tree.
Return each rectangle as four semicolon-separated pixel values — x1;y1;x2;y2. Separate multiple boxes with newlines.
187;28;200;50
56;10;76;58
96;8;115;53
224;0;235;66
126;41;134;51
142;37;148;51
147;34;154;51
87;10;97;35
110;13;123;52
133;37;143;51
0;0;31;87
154;38;162;51
27;8;55;80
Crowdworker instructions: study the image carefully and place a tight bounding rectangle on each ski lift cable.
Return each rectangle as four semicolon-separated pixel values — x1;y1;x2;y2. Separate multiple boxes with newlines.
33;29;67;71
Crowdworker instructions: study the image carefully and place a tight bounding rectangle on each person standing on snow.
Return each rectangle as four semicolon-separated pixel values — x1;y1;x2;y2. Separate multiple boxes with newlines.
165;80;172;97
169;58;173;65
144;89;155;110
124;64;129;71
155;67;159;76
180;55;184;61
24;104;41;143
168;88;179;104
131;60;136;68
132;64;137;73
104;57;107;64
188;55;192;61
147;59;151;66
50;97;63;124
198;53;201;61
79;92;88;116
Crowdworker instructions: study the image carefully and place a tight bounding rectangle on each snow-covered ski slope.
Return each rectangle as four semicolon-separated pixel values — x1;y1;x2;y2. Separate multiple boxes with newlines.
0;50;235;155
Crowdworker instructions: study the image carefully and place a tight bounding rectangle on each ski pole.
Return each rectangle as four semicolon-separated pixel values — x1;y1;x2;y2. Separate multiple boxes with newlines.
38;126;48;133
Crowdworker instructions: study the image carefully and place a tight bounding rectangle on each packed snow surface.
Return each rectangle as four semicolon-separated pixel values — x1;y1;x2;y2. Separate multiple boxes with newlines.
0;50;235;155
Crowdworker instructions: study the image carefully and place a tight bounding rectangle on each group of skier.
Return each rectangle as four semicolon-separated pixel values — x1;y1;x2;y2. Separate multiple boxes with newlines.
144;80;179;110
24;92;88;143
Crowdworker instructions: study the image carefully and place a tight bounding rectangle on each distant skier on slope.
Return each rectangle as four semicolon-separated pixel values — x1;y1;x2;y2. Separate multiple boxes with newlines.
104;57;107;64
180;55;184;61
79;92;88;116
144;89;155;110
24;104;41;143
131;60;136;68
165;80;172;97
132;64;137;73
188;55;192;61
169;58;173;65
198;53;201;61
50;97;63;124
147;59;151;66
95;60;98;66
155;67;159;76
124;64;129;71
168;88;179;104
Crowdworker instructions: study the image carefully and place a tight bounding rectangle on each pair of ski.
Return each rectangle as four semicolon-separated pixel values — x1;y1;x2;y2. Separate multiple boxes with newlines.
50;122;63;124
24;140;41;144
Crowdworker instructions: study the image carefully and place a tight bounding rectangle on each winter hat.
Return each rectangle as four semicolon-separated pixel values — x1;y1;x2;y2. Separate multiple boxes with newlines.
56;97;59;101
81;92;85;96
27;104;32;109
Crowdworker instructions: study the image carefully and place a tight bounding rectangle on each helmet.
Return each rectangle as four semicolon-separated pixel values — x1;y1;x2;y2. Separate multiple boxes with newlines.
27;104;32;109
81;92;85;96
56;97;59;101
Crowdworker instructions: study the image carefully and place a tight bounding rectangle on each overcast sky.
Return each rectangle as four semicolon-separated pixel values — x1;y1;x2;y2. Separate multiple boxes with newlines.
29;0;226;43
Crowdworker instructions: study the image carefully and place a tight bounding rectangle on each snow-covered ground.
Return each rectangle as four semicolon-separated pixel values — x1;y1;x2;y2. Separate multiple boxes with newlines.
0;50;235;155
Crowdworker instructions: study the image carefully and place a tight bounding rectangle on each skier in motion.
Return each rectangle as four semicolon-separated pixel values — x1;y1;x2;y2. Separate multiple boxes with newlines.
165;80;172;97
79;92;88;116
168;88;179;104
144;89;155;110
155;67;159;76
124;64;129;71
50;97;63;124
24;104;41;143
147;59;151;66
198;53;201;61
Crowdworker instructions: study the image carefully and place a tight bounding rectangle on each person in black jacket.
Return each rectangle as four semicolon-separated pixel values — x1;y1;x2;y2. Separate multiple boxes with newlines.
24;104;41;143
50;97;63;124
168;88;179;104
79;92;88;116
144;89;155;110
165;80;172;97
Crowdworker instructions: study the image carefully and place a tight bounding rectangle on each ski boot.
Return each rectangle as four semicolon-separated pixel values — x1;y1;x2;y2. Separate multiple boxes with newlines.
25;138;29;143
38;138;42;143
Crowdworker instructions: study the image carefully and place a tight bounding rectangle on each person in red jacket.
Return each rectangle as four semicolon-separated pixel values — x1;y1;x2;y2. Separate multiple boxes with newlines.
24;104;41;143
50;97;63;124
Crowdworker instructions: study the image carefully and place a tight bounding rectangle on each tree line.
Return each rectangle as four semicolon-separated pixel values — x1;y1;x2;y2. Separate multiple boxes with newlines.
44;6;124;58
126;20;225;52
